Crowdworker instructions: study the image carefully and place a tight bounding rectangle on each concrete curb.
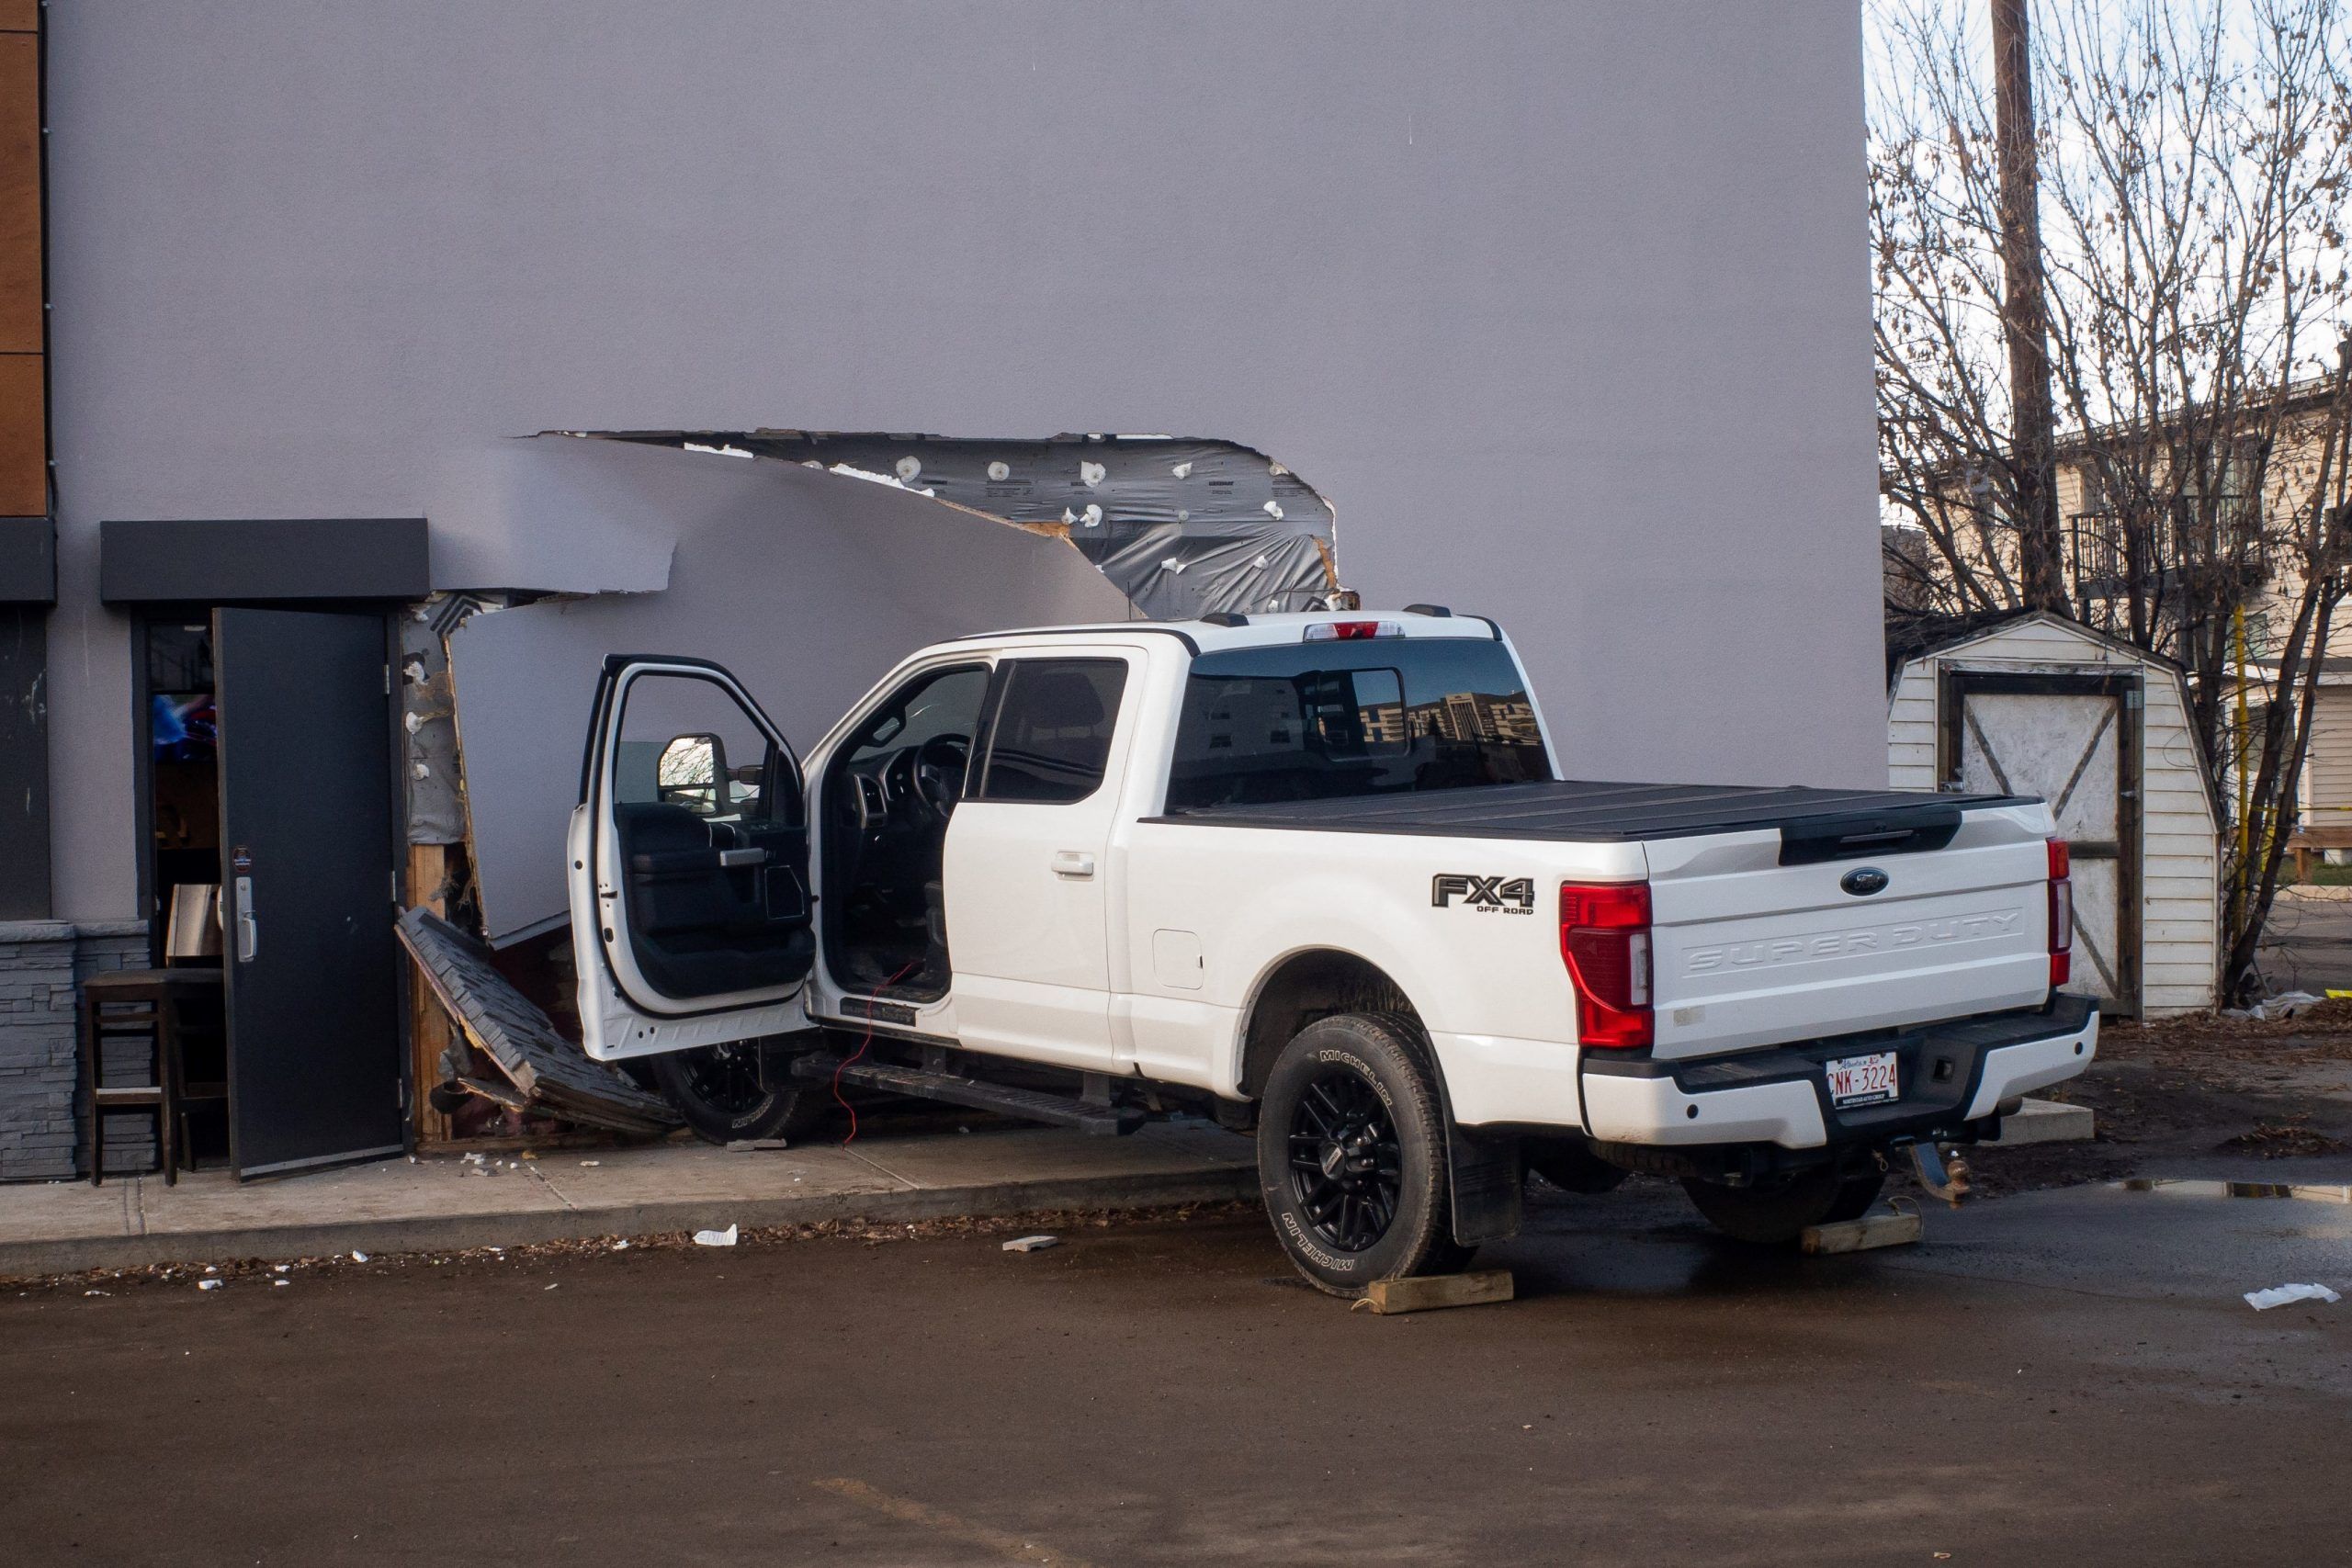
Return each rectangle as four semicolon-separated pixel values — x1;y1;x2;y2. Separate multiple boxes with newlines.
0;1165;1259;1280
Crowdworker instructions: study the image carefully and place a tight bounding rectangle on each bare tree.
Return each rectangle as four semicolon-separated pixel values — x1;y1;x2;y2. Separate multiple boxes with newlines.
1871;0;2352;1000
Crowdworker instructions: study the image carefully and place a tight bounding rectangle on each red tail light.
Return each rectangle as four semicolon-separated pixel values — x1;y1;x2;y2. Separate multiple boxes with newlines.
1561;882;1653;1050
1303;619;1404;641
2047;839;2073;989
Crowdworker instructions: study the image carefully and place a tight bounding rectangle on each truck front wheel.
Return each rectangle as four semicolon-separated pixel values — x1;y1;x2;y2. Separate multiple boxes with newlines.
1256;1013;1463;1296
652;1042;829;1146
1680;1161;1885;1246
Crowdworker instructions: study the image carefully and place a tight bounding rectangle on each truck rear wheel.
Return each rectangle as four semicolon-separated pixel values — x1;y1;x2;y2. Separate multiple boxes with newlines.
652;1042;829;1145
1681;1162;1885;1246
1256;1013;1461;1296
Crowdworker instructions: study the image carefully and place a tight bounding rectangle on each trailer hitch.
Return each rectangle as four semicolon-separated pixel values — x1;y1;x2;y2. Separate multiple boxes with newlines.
1906;1141;1972;1207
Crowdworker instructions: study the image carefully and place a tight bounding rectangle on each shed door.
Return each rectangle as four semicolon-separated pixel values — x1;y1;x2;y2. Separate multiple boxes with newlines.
1940;669;2142;1015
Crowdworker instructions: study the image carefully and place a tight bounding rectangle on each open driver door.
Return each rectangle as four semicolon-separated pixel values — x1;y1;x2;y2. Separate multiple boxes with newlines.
569;656;816;1060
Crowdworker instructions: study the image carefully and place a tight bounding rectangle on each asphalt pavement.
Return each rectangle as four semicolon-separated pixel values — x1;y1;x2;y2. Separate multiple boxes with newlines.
6;1170;2349;1566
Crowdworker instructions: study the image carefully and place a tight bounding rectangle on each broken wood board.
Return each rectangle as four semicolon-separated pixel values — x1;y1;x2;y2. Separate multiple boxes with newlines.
397;908;680;1136
1801;1211;1924;1255
1351;1269;1515;1315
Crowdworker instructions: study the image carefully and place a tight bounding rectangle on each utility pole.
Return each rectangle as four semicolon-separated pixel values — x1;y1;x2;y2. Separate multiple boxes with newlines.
1991;0;2066;614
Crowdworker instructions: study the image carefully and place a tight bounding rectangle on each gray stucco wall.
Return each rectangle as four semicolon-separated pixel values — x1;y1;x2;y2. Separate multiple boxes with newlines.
38;0;1881;921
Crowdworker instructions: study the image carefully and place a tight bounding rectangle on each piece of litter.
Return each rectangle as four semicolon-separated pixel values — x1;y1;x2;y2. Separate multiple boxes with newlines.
198;1280;221;1292
544;1282;559;1291
2245;1281;2341;1311
273;1280;288;1288
350;1251;369;1263
579;1160;601;1168
1002;1235;1059;1254
612;1240;629;1250
694;1225;739;1247
83;1289;107;1297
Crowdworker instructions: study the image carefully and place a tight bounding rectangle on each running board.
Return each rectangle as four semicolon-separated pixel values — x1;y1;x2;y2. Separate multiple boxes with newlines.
789;1053;1148;1136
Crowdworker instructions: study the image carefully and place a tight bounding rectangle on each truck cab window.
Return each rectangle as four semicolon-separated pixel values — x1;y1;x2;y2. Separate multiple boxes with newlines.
971;660;1128;805
1164;639;1550;810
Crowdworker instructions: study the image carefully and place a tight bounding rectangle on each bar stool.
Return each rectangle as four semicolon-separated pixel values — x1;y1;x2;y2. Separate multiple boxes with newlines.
80;969;226;1185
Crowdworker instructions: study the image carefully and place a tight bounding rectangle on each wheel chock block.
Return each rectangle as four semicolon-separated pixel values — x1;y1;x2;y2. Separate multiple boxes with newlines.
1801;1210;1924;1255
1353;1269;1515;1314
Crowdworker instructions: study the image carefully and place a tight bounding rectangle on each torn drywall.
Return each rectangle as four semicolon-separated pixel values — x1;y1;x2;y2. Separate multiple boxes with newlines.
446;436;1134;943
594;432;1339;617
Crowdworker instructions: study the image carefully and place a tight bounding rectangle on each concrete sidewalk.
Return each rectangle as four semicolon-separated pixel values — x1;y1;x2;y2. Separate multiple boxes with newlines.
0;1120;1256;1278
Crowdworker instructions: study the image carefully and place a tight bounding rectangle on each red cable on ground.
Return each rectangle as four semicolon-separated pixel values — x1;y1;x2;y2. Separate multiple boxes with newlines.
834;962;919;1147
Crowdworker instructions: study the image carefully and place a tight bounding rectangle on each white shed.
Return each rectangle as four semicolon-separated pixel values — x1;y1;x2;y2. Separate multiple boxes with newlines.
1886;612;2220;1017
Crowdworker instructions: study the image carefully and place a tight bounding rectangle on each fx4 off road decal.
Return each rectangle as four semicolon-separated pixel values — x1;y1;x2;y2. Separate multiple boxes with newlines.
1431;874;1536;915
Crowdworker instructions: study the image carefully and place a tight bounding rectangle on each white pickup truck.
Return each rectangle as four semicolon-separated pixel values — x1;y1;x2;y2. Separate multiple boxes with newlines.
567;608;2095;1293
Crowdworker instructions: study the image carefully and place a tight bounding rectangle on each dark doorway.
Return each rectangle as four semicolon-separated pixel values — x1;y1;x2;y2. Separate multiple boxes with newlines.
215;606;404;1176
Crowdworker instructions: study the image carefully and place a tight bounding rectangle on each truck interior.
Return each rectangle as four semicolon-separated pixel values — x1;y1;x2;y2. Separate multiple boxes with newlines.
607;671;814;1000
820;663;992;1000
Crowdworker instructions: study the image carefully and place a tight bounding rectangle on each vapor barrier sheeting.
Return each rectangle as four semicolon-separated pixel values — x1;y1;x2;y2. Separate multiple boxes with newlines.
597;432;1338;618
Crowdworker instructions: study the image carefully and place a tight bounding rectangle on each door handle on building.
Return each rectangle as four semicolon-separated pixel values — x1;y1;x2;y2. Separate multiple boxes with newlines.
1052;851;1096;880
234;874;258;962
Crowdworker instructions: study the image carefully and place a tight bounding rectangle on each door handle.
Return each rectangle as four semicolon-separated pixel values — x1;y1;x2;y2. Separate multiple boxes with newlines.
234;874;258;963
1052;851;1096;879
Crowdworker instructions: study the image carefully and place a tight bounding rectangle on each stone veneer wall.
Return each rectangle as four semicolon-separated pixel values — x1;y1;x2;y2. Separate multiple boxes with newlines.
0;919;153;1180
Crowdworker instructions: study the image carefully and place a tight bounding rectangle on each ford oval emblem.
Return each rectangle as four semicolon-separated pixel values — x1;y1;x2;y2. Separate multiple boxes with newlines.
1841;866;1891;897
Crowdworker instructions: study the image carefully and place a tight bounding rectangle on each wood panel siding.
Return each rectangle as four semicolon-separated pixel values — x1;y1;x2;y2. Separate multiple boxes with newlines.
0;9;38;518
1887;614;2219;1015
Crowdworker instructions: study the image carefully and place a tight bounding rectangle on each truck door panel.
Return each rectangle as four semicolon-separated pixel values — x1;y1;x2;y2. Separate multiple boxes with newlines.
943;654;1135;1070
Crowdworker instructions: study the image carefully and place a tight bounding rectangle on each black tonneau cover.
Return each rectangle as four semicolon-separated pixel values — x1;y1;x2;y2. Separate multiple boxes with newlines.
1144;779;2031;846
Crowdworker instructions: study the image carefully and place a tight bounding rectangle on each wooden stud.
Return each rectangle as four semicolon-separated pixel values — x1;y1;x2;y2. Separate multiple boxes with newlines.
407;842;456;1145
1354;1269;1515;1315
1801;1210;1924;1256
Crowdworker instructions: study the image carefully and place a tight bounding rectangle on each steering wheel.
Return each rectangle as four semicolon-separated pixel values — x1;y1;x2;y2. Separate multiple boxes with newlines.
910;734;971;820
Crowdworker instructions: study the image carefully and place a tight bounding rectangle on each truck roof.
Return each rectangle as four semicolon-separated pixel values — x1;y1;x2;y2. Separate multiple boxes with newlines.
946;607;1502;655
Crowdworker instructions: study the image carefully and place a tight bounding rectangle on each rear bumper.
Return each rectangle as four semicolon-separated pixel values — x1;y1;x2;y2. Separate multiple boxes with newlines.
1578;994;2098;1152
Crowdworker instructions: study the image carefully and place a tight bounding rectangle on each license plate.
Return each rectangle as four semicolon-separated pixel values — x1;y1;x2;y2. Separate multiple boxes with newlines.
1826;1051;1899;1109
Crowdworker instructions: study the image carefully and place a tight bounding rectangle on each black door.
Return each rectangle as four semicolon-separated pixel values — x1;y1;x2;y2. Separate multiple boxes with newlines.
215;606;403;1176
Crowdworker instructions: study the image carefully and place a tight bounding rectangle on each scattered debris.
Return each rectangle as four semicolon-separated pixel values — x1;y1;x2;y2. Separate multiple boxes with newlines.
694;1225;739;1247
2224;990;2324;1021
580;1160;602;1168
197;1279;221;1292
726;1139;790;1152
1001;1235;1060;1253
272;1280;288;1288
350;1252;369;1263
399;908;682;1134
612;1240;629;1250
2245;1281;2341;1311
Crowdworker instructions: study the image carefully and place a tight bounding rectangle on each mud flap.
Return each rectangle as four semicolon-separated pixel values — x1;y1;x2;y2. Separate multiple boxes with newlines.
1448;1126;1523;1245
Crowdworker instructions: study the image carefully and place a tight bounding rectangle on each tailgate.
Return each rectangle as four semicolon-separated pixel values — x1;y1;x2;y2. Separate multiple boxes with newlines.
1644;800;2054;1061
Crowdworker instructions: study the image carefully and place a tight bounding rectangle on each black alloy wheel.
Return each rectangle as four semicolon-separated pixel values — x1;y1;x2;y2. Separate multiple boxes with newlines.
1254;1012;1464;1295
652;1040;831;1145
1287;1066;1405;1252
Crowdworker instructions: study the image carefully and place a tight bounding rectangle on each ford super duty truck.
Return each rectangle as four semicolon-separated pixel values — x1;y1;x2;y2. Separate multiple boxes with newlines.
568;608;2094;1293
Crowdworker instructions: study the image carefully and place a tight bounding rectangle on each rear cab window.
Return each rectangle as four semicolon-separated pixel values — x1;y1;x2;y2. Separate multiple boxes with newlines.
1164;637;1550;810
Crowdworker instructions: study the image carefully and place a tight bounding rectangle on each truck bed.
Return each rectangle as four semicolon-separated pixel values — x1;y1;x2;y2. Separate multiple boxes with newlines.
1147;779;2028;845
